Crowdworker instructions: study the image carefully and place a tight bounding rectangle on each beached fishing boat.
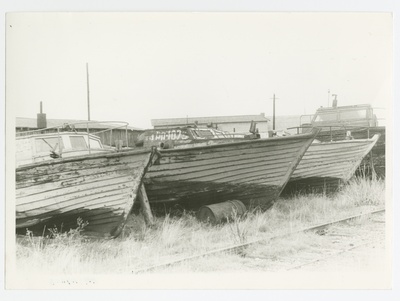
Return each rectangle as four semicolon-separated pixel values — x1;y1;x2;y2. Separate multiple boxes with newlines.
300;102;385;177
139;126;319;210
16;124;157;238
282;134;380;195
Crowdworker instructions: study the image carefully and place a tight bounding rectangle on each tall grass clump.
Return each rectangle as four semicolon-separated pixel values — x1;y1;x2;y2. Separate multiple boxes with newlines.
271;192;332;228
335;176;385;207
226;210;252;244
158;214;185;248
16;218;90;274
19;217;88;251
268;175;385;230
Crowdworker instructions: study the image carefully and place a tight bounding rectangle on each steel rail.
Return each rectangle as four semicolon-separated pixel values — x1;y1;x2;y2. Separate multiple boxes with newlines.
132;208;385;274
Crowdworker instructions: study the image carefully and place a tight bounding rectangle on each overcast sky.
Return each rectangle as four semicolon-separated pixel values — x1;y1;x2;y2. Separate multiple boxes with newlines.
6;12;392;129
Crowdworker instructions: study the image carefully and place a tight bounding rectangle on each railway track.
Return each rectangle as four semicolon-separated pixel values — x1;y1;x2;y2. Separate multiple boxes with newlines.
254;210;386;271
132;208;385;273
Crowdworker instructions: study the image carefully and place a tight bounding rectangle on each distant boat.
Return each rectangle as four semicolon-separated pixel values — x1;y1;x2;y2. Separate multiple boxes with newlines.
16;123;157;238
300;102;385;177
139;126;319;210
282;134;381;195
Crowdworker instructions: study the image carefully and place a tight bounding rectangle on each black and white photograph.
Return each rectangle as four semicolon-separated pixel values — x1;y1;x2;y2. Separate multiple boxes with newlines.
2;2;398;298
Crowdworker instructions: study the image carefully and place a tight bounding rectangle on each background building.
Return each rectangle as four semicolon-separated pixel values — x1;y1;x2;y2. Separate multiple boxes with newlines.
152;113;270;133
151;113;301;135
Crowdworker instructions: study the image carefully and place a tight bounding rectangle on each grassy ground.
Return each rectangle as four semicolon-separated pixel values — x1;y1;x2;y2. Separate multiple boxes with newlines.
15;176;385;274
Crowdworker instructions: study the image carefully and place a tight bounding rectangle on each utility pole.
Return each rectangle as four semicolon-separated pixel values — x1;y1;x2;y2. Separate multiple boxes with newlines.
271;94;278;130
273;94;275;130
86;63;90;121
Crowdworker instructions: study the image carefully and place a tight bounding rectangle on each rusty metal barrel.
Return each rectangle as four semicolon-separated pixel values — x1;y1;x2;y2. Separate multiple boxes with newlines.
196;200;247;224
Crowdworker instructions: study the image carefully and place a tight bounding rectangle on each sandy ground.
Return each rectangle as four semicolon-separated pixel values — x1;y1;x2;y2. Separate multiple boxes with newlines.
144;211;389;290
288;212;387;272
297;239;387;272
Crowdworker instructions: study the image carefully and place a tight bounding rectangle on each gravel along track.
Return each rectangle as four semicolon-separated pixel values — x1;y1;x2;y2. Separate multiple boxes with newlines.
244;211;386;272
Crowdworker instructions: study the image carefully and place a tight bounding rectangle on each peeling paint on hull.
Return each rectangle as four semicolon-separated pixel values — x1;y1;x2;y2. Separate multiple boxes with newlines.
16;150;154;238
282;134;380;195
144;129;319;210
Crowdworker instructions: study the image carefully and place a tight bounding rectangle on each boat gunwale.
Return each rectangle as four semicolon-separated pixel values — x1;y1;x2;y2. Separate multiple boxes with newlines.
157;128;320;154
312;133;380;146
16;148;153;171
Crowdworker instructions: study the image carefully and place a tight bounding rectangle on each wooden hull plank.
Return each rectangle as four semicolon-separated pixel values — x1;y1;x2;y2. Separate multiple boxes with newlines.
144;129;319;210
16;149;155;238
282;134;380;195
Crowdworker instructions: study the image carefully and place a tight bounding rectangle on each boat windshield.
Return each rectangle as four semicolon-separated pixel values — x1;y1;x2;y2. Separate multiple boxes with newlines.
89;138;102;149
70;136;87;149
314;112;338;122
339;109;367;120
192;129;215;139
35;137;64;153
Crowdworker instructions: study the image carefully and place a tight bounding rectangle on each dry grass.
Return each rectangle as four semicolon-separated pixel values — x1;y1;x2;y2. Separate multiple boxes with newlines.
15;176;385;274
336;176;385;207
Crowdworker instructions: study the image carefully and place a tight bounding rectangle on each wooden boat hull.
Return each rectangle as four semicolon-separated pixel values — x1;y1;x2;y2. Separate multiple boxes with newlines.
143;129;319;210
282;134;380;195
16;149;155;238
314;127;385;178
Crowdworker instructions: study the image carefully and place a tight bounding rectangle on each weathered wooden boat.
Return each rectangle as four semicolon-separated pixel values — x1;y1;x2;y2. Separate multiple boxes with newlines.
312;126;385;178
282;134;380;195
138;126;319;210
300;102;385;177
16;124;157;238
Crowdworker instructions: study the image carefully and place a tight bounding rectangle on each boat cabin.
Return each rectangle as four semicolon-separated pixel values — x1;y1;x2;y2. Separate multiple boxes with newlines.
16;131;109;167
301;104;378;131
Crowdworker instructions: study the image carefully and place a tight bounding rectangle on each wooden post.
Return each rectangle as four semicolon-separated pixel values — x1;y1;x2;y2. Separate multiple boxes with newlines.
137;184;154;226
369;150;376;180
